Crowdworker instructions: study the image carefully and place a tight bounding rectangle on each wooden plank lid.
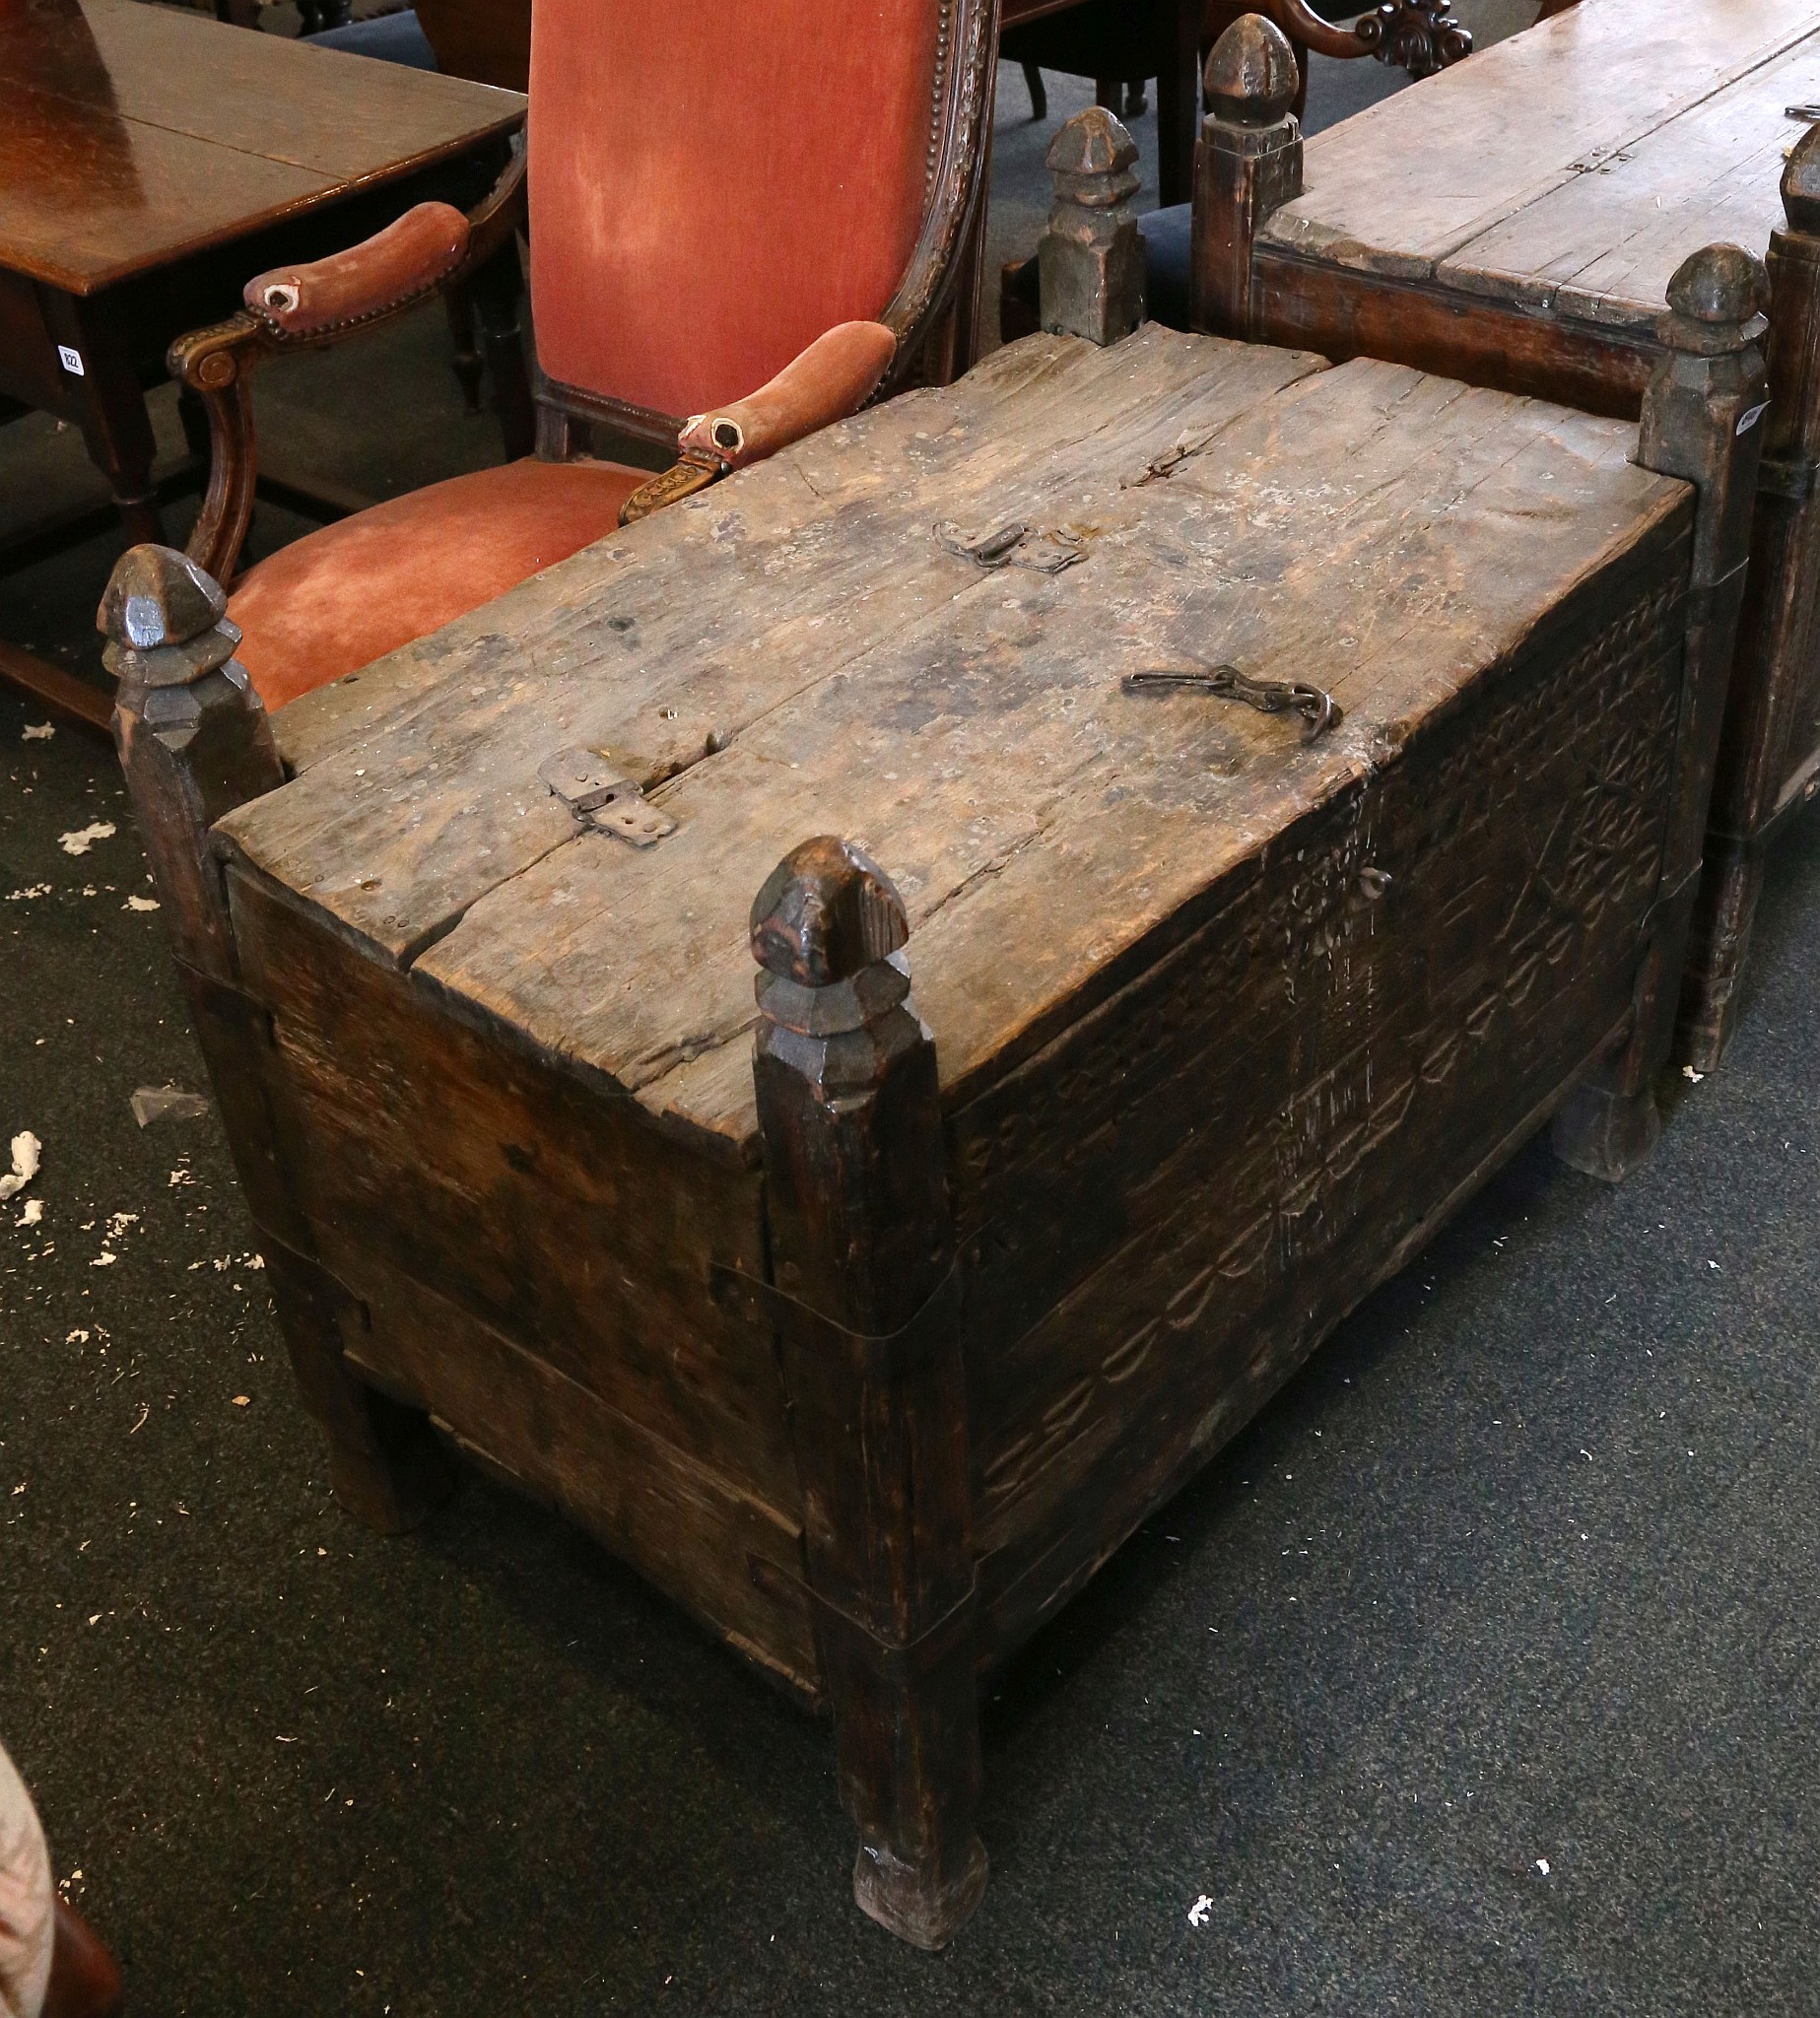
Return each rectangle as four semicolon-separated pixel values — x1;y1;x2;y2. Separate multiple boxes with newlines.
1265;0;1820;330
220;327;1687;1152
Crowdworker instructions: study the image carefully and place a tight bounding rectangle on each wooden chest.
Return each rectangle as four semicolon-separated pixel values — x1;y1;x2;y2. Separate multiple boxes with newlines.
106;318;1759;1947
1187;0;1820;1069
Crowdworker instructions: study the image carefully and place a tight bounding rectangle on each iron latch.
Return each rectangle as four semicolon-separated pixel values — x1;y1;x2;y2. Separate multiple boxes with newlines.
1122;665;1342;741
538;747;677;847
933;518;1087;573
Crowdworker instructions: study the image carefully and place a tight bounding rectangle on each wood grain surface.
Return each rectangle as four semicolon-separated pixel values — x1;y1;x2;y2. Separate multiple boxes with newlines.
0;0;522;292
1264;0;1819;323
224;327;1687;1160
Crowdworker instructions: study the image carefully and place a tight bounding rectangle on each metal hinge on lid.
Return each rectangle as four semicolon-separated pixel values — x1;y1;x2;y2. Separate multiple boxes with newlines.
538;747;677;847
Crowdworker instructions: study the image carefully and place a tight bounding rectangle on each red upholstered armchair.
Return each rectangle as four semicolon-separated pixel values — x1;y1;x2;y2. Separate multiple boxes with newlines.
171;0;999;712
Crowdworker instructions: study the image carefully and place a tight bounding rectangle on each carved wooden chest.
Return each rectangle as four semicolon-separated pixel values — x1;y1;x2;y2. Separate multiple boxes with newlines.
1184;0;1820;1068
107;316;1758;1948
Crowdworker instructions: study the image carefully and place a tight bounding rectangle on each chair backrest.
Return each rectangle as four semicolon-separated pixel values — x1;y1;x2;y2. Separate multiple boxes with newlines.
527;0;994;431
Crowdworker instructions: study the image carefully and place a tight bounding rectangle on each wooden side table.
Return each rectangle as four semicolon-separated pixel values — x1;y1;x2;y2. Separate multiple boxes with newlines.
0;0;525;728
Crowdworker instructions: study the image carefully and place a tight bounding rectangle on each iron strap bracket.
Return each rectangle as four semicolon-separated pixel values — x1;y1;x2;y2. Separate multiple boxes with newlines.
538;746;677;847
708;1258;963;1381
933;517;1087;573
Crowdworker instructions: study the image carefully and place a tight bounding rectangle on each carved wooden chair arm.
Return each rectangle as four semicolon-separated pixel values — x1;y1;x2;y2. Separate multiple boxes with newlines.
1247;0;1471;78
619;320;899;524
169;153;527;586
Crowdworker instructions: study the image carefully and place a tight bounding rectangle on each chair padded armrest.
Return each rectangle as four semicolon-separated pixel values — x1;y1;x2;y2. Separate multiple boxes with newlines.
677;321;899;470
244;202;471;336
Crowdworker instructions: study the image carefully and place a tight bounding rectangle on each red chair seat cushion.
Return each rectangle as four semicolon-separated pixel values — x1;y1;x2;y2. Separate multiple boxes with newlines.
229;457;645;710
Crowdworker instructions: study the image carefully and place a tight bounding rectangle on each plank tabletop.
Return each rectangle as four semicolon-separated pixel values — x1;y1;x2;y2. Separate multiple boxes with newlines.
1264;0;1820;332
0;0;523;294
221;327;1685;1154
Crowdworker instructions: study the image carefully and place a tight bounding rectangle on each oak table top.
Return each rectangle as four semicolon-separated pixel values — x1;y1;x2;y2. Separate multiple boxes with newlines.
0;0;524;296
1265;0;1820;336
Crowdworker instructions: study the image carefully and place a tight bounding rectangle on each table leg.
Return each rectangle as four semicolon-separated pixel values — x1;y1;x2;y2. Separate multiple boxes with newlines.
39;295;165;548
443;284;485;414
1154;0;1203;208
267;1243;456;1533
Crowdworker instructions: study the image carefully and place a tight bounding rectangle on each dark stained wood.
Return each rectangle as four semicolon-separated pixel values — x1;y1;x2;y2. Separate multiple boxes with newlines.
1552;245;1768;1173
413;0;532;92
1190;13;1303;340
101;545;454;1531
0;641;111;734
1682;130;1820;1064
749;838;985;1946
0;0;522;295
0;0;526;729
220;866;797;1508
325;1229;822;1700
1250;250;1655;420
108;323;1749;1944
1194;0;1820;1067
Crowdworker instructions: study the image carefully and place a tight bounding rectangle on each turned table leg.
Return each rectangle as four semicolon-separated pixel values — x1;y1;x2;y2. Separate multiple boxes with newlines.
42;296;165;548
99;544;453;1531
1152;0;1204;208
1554;246;1768;1177
747;838;986;1949
1678;128;1820;1069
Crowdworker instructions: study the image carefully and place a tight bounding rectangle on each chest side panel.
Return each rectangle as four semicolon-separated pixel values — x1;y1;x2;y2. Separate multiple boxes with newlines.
224;869;818;1694
952;520;1692;1658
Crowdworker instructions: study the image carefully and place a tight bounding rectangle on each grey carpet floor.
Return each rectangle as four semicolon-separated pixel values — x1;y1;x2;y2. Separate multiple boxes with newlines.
5;37;1819;2018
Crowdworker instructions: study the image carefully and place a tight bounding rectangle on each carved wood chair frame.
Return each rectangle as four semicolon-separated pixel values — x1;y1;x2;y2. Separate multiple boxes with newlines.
169;0;1002;592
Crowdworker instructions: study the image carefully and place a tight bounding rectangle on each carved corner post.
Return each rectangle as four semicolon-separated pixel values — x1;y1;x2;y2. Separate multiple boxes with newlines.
748;839;985;1949
1038;107;1145;347
1679;132;1820;1069
101;545;452;1532
1189;15;1302;341
1553;246;1768;1178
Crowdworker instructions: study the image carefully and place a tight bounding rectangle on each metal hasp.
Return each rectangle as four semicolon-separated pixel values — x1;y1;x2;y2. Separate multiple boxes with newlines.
1122;664;1342;740
538;746;677;847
